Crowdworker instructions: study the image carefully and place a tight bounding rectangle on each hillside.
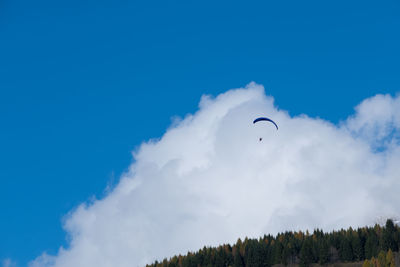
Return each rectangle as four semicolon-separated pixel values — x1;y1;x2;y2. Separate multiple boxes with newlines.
146;219;400;267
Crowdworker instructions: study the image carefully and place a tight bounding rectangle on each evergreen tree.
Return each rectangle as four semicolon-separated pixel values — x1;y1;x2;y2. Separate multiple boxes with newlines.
339;236;353;262
395;228;400;251
273;240;283;264
281;245;290;265
233;246;245;267
182;253;198;267
383;219;398;252
169;256;179;267
245;239;264;267
352;232;364;261
318;238;330;265
260;240;272;267
300;238;314;267
311;236;319;263
365;231;379;259
214;247;226;267
225;245;234;266
285;238;298;264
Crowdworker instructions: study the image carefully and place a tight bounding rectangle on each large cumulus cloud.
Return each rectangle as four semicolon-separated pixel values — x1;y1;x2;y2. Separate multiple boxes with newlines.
31;83;400;267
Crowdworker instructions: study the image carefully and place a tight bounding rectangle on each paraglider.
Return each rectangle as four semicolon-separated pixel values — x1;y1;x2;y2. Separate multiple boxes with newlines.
253;117;278;130
253;117;278;141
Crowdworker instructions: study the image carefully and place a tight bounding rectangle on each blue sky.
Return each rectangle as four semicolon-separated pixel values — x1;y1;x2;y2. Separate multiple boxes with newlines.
1;0;400;265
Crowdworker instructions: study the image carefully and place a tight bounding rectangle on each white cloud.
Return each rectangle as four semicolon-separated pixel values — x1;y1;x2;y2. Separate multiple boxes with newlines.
31;83;400;267
345;93;400;149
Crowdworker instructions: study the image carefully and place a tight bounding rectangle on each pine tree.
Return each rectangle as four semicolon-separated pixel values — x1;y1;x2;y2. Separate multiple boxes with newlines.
318;238;330;265
260;240;272;267
281;245;290;265
214;247;226;267
273;240;283;264
300;238;314;267
339;236;353;262
365;231;379;259
383;219;398;252
352;232;364;261
233;246;245;267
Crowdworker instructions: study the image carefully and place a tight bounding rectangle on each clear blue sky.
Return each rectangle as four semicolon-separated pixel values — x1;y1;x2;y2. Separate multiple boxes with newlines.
1;0;399;265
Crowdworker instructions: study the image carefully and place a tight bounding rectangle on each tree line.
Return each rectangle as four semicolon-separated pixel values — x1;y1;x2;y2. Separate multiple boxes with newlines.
362;249;395;267
146;219;400;267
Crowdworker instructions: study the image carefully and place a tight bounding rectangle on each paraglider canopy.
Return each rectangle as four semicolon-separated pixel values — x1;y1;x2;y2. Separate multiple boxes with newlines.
253;117;278;130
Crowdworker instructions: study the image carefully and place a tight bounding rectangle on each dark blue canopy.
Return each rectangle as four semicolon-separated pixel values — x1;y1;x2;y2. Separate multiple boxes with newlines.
253;117;278;130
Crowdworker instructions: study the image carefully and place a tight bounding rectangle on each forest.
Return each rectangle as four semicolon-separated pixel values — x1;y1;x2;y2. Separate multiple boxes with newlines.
146;219;399;267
